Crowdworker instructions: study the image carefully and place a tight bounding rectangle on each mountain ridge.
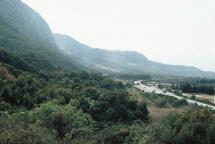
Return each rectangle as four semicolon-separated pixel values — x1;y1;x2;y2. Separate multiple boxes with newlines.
54;33;215;78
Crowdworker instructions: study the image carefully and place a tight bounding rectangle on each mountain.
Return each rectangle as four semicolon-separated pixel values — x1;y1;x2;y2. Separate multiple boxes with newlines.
0;0;78;72
1;0;213;78
54;34;215;78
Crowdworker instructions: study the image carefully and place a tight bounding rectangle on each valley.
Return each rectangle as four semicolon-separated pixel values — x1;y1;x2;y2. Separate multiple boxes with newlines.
134;80;215;110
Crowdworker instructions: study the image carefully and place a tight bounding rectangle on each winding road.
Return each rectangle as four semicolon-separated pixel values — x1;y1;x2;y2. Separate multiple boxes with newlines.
134;81;215;111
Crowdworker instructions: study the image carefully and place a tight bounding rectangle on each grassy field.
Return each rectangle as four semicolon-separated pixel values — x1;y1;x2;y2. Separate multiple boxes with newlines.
196;94;214;103
128;87;188;122
184;93;215;104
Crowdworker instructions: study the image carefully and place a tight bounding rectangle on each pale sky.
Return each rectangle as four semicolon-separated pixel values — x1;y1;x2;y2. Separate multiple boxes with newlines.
22;0;215;72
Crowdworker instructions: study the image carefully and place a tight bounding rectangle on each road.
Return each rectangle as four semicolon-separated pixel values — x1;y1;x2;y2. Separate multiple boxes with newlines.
134;81;215;111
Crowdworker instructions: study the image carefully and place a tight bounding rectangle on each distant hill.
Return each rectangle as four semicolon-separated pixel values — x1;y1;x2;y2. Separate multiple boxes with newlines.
0;0;214;78
54;34;215;78
0;0;78;72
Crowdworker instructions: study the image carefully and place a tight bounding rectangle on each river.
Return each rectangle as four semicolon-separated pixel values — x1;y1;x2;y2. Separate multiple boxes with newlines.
134;80;215;111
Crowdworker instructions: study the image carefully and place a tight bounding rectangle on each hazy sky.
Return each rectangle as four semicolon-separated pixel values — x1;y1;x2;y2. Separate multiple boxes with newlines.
22;0;215;72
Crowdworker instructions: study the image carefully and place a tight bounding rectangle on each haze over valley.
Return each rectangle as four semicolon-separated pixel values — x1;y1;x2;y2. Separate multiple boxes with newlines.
22;0;215;72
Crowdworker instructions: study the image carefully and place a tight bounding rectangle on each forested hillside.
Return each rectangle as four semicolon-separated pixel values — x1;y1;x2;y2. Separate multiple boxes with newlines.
0;0;78;72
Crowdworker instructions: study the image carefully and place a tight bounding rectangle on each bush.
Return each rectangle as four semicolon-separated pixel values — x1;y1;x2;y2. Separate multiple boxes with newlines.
32;102;94;138
172;99;187;108
0;124;56;144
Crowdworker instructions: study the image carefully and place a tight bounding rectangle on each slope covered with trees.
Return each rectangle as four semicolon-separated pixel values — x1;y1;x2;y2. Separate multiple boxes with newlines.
0;0;78;72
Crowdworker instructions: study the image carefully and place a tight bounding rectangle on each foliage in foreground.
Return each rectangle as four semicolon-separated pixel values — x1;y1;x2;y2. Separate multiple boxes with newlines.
0;61;149;143
125;107;215;144
0;52;214;144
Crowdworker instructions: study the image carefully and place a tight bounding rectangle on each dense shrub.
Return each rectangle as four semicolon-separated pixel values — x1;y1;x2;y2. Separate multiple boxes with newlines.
143;93;187;108
125;107;215;144
0;63;149;143
0;124;57;144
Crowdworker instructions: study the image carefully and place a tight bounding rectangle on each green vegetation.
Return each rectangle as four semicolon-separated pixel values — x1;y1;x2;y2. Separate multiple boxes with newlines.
124;107;215;144
136;91;188;108
0;0;78;72
1;53;214;144
178;83;215;95
115;74;152;80
165;77;215;95
0;59;149;143
1;56;213;144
